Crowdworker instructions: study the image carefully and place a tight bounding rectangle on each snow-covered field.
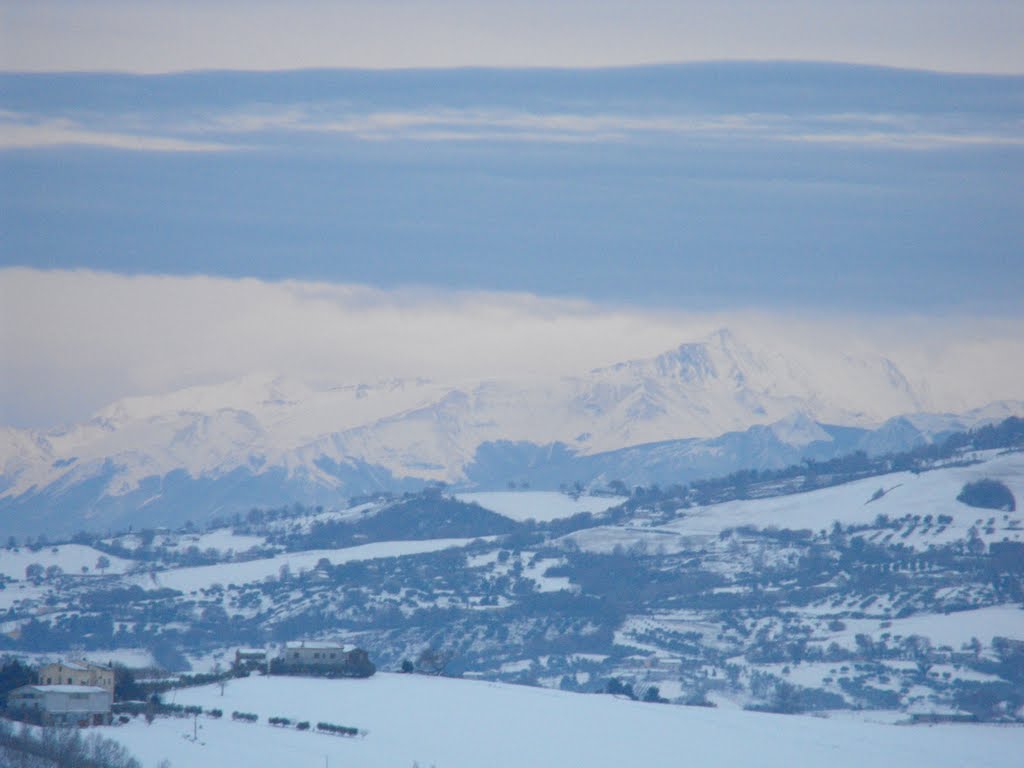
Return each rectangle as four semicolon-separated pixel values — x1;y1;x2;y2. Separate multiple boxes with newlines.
563;451;1024;554
125;538;479;592
102;674;1024;768
108;529;267;555
0;543;133;579
456;491;627;522
814;604;1024;651
674;451;1024;542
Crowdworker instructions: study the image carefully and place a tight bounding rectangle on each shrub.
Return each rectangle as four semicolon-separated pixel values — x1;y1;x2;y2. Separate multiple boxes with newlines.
232;711;258;722
957;479;1016;512
317;722;359;736
207;708;223;718
605;678;636;700
297;721;310;731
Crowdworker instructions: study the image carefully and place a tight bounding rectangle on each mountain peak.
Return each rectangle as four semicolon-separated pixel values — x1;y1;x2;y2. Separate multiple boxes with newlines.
4;327;999;534
768;412;832;447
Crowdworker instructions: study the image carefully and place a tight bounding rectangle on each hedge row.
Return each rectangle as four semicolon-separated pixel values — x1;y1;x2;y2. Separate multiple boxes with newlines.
317;722;359;737
112;702;222;719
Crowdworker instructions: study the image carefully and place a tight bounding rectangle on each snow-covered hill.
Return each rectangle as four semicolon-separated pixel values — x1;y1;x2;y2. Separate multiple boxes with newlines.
1;328;1020;535
100;674;1024;768
563;449;1024;555
2;448;1021;731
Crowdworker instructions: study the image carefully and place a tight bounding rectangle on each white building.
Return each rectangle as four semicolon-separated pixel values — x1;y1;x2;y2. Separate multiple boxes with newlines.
283;640;353;666
7;684;112;726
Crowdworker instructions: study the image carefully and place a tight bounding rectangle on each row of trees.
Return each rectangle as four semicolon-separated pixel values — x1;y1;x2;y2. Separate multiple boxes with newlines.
22;557;110;583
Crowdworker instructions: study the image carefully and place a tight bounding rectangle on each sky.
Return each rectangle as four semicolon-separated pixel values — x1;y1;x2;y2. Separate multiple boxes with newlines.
0;3;1022;428
2;1;1023;74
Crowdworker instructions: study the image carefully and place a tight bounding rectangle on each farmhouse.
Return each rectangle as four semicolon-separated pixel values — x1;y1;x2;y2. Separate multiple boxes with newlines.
38;660;114;695
278;640;375;677
284;640;352;666
6;684;112;726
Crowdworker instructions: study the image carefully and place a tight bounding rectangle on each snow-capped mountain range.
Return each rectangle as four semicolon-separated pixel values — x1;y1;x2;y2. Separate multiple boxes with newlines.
1;328;1020;536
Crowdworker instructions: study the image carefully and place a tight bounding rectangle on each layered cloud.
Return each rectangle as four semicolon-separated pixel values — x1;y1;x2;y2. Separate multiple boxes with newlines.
1;268;1021;429
0;114;235;152
3;106;1021;152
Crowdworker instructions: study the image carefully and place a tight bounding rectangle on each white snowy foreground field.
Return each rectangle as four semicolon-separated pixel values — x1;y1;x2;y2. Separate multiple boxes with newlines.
101;674;1023;768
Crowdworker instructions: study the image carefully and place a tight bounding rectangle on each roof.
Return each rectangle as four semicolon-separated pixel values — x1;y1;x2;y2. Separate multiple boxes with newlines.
42;660;88;671
236;648;267;655
284;640;348;650
11;685;108;695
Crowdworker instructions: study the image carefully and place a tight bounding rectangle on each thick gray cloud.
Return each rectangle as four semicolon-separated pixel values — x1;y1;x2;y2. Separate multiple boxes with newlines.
1;269;1021;429
2;1;1023;74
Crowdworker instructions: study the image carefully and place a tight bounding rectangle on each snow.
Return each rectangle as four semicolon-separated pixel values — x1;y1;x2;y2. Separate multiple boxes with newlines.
560;524;691;555
0;544;132;580
126;538;478;592
100;674;1024;768
23;684;106;694
139;530;267;554
817;605;1024;650
8;327;1020;503
561;451;1024;555
267;502;379;533
0;581;45;610
456;491;627;522
522;557;575;592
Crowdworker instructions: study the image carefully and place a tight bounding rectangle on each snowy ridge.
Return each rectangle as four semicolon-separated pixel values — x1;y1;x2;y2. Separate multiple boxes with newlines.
0;327;1021;534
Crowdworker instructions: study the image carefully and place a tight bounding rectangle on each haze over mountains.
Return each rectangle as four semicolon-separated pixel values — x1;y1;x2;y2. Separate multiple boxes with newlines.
2;62;1023;536
2;326;1020;536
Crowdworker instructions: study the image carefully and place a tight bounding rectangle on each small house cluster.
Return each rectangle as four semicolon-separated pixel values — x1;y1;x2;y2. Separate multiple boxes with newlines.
2;642;376;729
6;660;113;727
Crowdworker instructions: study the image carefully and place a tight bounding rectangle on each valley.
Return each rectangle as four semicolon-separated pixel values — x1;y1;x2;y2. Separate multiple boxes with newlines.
2;421;1021;735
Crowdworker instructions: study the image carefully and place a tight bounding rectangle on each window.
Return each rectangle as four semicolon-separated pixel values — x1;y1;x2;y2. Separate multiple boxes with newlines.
68;678;73;684
46;677;52;684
